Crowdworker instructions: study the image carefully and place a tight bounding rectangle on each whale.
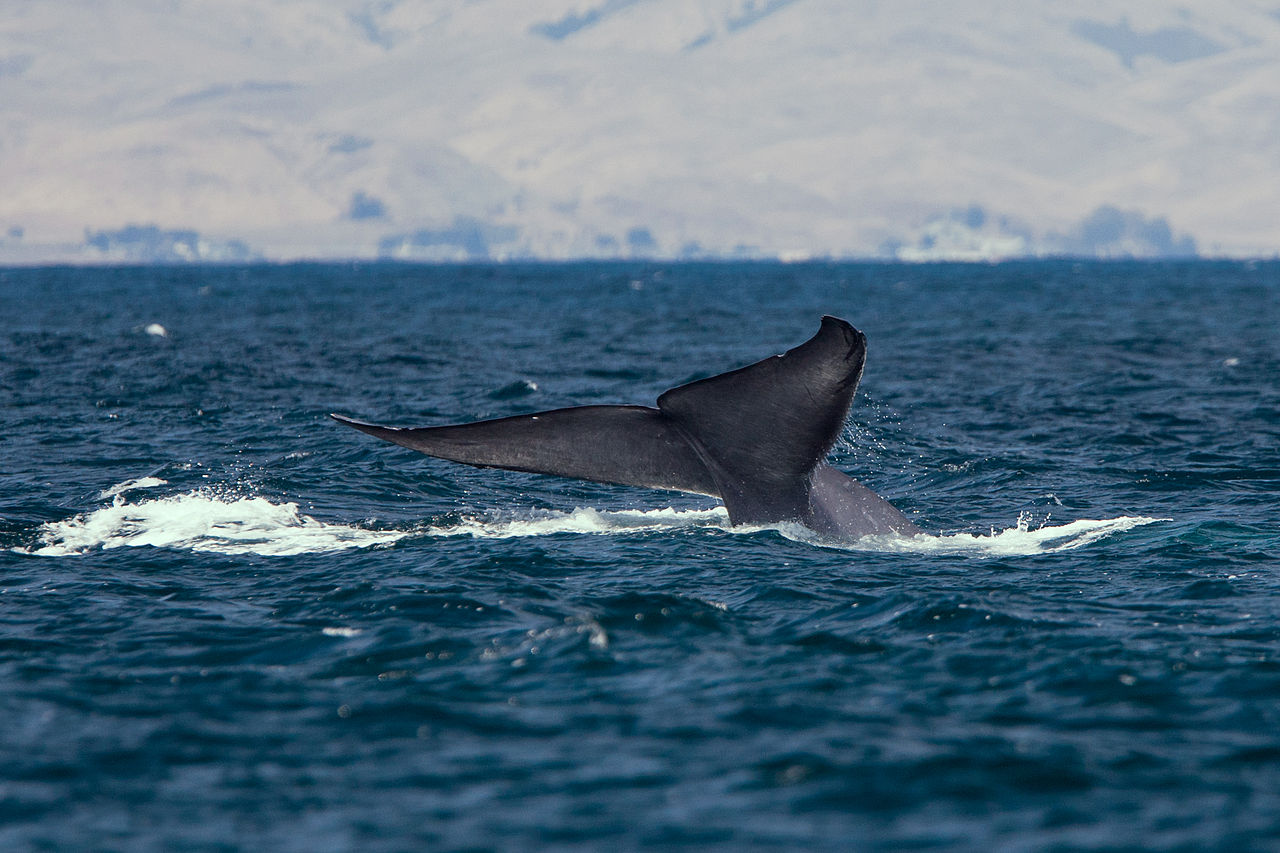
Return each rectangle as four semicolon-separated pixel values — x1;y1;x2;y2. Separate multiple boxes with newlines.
332;316;922;541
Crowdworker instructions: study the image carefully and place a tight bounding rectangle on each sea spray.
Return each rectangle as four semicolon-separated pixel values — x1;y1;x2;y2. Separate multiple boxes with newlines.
28;489;406;557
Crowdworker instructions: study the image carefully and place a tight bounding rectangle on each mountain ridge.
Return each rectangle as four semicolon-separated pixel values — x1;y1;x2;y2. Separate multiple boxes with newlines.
2;1;1276;262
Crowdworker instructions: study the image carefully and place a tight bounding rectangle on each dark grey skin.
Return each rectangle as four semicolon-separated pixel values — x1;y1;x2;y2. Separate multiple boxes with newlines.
332;316;922;541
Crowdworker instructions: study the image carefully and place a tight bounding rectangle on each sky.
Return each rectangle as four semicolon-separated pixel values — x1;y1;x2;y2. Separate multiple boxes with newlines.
2;0;1278;262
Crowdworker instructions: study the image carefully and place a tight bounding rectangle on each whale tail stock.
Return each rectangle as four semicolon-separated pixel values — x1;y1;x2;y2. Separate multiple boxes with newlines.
332;316;921;540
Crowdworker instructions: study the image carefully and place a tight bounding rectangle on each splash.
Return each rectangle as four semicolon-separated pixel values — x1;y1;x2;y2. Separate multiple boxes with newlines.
425;506;1164;555
425;506;731;539
98;476;168;500
27;479;1164;558
803;513;1170;556
27;490;407;557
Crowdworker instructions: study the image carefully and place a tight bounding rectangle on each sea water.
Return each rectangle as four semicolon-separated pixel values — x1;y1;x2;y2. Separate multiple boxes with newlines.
1;261;1278;850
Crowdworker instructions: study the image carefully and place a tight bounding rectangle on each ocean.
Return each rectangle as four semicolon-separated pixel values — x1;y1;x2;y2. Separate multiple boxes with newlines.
2;261;1278;850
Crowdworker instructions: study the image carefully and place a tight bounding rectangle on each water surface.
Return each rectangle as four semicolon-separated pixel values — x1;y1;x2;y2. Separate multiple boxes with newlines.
2;261;1278;850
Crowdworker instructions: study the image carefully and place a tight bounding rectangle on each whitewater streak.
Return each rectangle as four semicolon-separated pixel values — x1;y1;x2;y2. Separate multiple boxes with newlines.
24;481;1166;558
27;488;407;557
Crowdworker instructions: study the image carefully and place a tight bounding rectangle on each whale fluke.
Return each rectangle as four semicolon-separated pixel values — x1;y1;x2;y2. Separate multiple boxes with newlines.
330;406;719;497
332;316;921;541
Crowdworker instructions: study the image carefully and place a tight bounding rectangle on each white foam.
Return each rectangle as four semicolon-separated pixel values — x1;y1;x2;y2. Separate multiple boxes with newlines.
28;491;407;557
425;505;730;539
803;514;1170;556
98;476;168;500
27;485;1165;559
425;506;1165;555
144;323;168;337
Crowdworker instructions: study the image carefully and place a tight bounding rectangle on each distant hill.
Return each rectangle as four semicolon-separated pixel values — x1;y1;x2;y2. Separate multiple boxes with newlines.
2;1;1276;262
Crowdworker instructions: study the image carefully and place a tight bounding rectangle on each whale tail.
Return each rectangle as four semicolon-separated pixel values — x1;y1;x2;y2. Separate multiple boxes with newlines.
332;316;921;539
330;406;719;497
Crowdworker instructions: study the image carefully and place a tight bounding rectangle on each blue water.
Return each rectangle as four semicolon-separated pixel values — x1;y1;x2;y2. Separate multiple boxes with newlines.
2;261;1278;850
